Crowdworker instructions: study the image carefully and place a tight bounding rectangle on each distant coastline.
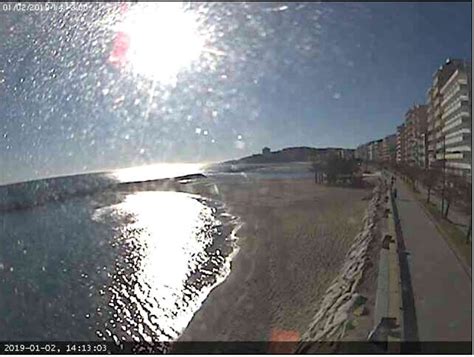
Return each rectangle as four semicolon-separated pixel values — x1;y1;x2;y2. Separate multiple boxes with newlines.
0;145;359;212
206;146;356;174
222;146;356;165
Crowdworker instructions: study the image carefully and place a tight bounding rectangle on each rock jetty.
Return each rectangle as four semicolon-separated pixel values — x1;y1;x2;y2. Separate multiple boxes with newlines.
298;179;386;348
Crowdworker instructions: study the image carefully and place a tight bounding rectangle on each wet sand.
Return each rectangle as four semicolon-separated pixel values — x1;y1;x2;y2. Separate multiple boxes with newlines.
177;176;372;342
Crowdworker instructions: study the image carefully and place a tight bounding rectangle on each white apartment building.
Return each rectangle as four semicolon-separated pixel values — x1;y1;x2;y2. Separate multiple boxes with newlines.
439;64;471;178
416;133;428;168
426;59;465;168
404;105;428;166
367;139;383;162
396;124;406;163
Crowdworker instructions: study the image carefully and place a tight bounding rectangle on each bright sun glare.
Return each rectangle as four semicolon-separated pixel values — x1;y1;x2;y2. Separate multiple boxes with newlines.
111;163;204;183
116;3;205;84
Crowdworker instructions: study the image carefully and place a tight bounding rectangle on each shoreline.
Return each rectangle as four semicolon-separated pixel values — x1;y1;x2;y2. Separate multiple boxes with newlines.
175;176;374;345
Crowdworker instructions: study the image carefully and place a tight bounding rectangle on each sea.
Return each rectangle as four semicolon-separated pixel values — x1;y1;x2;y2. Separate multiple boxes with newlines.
0;164;240;349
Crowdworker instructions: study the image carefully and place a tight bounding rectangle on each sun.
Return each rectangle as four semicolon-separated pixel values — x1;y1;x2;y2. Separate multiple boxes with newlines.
110;3;206;84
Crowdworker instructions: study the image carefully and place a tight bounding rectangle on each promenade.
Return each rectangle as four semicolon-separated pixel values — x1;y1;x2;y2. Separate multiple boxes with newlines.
393;179;471;344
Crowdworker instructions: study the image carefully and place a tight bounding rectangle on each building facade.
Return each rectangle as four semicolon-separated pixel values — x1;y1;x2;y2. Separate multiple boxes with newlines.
416;133;428;168
426;59;471;179
439;62;471;178
396;124;406;163
426;59;467;167
356;136;395;164
404;104;428;167
355;143;369;161
367;140;379;162
338;148;355;160
357;58;471;183
381;134;397;163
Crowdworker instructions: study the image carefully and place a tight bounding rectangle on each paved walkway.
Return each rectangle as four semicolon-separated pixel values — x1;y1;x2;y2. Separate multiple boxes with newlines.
393;179;471;343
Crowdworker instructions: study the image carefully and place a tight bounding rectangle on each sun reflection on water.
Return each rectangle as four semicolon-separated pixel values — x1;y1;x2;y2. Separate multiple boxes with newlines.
93;190;238;346
110;163;204;183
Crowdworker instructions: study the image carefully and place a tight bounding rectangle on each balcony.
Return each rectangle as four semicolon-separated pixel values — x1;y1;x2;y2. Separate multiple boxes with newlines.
445;127;471;139
445;161;472;170
442;101;470;121
446;144;471;153
445;152;468;160
434;119;443;129
441;88;470;108
443;117;471;135
444;111;470;127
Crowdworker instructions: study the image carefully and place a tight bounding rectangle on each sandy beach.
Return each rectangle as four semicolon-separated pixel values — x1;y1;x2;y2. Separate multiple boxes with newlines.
176;175;373;342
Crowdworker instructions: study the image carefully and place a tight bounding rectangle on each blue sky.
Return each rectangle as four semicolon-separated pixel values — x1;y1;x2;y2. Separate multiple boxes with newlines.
0;2;471;184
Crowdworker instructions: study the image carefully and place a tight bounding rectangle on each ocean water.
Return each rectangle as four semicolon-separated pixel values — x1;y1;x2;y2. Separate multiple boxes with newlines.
0;167;238;347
